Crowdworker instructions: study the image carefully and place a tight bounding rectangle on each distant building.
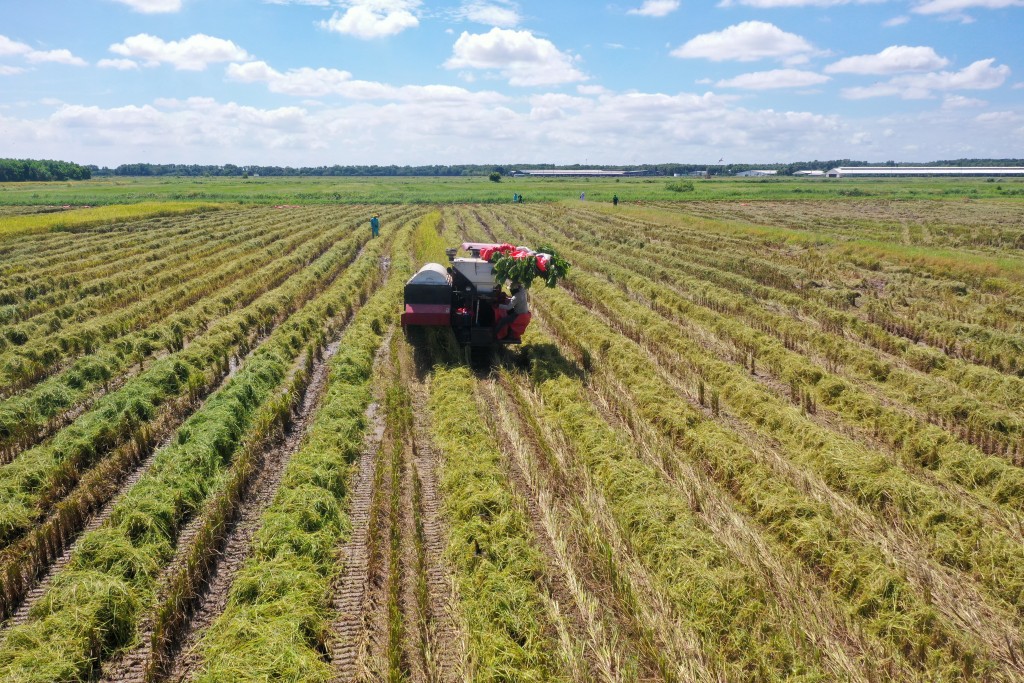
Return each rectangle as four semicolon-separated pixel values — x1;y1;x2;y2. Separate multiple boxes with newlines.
794;170;825;177
511;169;653;177
826;166;1024;178
735;170;778;177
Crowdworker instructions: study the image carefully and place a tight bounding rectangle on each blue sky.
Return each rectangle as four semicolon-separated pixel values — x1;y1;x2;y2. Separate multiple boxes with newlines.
1;0;1022;166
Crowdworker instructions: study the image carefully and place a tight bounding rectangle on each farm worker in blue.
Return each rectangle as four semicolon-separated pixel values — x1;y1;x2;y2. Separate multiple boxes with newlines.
370;214;380;238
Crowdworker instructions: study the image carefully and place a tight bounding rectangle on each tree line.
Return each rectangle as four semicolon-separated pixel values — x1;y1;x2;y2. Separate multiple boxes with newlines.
0;159;91;182
3;158;1021;182
89;159;1024;178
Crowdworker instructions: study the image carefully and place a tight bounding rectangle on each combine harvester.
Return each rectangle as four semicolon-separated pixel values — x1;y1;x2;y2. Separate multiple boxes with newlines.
401;241;569;362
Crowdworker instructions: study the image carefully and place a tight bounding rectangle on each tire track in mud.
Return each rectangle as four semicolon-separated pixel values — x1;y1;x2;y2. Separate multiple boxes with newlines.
157;334;351;683
329;342;392;681
99;340;335;682
330;336;465;683
99;244;388;683
402;343;464;683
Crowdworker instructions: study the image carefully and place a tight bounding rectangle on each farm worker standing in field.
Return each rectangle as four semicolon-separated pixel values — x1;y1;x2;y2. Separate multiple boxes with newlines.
613;194;619;206
370;214;380;238
494;281;529;341
580;192;585;200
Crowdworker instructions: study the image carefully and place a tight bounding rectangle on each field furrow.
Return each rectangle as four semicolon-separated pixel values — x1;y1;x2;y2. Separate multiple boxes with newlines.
0;218;352;459
0;220;318;408
0;211;242;294
0;217;372;563
401;336;465;683
2;183;1022;682
0;210;409;681
109;268;372;683
478;375;667;681
178;217;416;682
461;206;1019;679
0;217;255;327
539;205;1024;429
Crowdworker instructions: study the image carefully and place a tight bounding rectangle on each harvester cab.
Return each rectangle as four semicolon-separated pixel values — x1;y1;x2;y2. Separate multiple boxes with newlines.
401;242;532;348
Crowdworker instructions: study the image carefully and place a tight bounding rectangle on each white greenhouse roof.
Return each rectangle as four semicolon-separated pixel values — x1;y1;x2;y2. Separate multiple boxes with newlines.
826;166;1024;177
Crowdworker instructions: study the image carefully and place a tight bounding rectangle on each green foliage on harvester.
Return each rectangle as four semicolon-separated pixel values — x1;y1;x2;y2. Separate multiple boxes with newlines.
490;244;570;289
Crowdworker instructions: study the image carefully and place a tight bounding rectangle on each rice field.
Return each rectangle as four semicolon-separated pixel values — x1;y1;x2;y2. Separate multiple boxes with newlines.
0;188;1022;682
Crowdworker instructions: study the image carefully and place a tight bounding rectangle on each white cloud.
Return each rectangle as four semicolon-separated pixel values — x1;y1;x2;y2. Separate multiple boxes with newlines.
716;68;830;89
942;94;986;108
671;21;815;62
842;58;1010;99
0;36;31;57
0;35;87;67
319;1;421;39
826;46;949;75
98;58;140;70
883;15;911;26
628;0;681;17
718;0;877;5
228;59;510;104
458;1;522;27
109;34;251;70
444;28;586;86
912;0;1024;14
0;65;25;76
974;110;1020;123
25;49;88;67
228;61;354;96
109;0;183;13
7;88;1023;166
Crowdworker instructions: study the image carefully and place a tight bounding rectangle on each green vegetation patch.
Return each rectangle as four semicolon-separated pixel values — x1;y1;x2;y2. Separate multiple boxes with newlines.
429;366;565;682
0;202;229;238
191;220;414;682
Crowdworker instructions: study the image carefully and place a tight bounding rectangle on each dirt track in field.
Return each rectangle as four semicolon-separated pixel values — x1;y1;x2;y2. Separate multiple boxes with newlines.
403;344;463;683
158;338;349;682
102;336;347;682
328;392;387;680
329;338;463;683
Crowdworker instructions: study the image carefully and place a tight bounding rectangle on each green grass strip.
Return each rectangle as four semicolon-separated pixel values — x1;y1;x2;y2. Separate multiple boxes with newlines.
189;217;416;682
514;338;829;682
428;366;565;682
0;203;229;238
0;218;403;682
534;286;994;681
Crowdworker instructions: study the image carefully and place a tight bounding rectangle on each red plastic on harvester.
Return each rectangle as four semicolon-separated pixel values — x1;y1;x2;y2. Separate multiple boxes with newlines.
494;309;532;340
401;303;450;327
